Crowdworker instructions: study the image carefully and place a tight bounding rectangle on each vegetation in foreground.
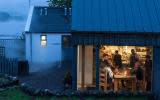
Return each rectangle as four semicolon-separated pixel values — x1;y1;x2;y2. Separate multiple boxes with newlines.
0;86;150;100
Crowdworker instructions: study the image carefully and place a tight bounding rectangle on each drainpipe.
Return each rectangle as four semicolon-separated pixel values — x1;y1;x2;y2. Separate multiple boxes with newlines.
30;33;32;63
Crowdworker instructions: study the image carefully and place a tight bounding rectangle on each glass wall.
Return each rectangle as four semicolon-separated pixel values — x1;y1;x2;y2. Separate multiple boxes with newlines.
99;46;153;92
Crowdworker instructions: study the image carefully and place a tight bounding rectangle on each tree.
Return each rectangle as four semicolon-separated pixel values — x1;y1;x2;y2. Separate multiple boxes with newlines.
47;0;71;8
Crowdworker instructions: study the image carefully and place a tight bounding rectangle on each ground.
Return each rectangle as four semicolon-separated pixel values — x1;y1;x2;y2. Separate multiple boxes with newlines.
18;61;71;91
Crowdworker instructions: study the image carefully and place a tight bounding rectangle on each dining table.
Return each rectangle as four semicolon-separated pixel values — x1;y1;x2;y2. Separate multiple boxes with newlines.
114;74;136;92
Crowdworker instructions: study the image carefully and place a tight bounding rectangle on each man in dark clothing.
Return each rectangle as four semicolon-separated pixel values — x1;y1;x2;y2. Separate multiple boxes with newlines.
113;50;122;69
63;72;72;89
130;49;139;68
144;55;152;91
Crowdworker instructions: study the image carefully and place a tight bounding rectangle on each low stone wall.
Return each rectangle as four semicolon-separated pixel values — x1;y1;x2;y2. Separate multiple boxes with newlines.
19;83;155;99
0;73;19;89
0;73;157;100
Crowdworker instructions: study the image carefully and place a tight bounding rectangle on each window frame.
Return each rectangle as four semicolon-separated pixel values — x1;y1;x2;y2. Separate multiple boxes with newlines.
40;34;47;46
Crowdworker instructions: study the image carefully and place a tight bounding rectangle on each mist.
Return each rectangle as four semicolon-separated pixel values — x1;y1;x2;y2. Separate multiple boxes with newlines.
0;0;64;73
0;0;47;35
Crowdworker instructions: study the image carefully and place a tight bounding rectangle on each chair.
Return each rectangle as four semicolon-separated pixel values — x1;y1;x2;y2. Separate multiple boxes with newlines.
100;69;109;91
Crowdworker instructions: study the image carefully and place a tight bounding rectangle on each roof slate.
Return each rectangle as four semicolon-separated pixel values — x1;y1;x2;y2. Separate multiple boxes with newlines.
28;7;71;33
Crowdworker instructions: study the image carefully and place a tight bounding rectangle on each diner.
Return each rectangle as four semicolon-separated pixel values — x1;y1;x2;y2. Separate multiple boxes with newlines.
100;46;153;92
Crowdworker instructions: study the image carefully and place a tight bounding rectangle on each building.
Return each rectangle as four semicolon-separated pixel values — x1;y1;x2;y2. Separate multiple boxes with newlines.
68;0;160;94
25;6;71;72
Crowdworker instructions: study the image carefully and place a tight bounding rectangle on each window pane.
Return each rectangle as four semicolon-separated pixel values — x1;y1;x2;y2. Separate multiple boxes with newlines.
41;41;46;46
41;35;46;41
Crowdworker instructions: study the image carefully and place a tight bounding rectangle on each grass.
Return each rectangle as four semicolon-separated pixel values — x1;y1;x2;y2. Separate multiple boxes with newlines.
0;87;149;100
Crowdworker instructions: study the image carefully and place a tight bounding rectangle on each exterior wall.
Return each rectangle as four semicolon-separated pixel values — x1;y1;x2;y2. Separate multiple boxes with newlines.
61;35;72;61
26;33;61;72
153;47;160;95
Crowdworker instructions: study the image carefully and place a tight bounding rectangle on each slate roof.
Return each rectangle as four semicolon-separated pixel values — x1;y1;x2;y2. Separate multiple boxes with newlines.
25;7;71;33
72;0;160;33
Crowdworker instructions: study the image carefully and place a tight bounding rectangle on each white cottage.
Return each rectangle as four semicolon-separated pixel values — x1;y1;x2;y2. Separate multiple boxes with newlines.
25;6;71;72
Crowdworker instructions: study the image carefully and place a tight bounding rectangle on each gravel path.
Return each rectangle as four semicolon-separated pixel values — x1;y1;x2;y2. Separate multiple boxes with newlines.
18;61;71;91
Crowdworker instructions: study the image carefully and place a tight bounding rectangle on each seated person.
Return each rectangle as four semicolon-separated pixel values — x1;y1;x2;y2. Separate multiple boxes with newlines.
102;54;114;89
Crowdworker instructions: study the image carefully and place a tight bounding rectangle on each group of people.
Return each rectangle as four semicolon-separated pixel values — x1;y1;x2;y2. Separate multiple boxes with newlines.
101;49;152;91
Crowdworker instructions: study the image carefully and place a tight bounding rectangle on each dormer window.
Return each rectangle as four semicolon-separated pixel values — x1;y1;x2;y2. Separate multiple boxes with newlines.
41;35;47;46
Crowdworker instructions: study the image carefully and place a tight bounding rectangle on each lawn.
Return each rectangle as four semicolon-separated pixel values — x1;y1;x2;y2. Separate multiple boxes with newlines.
0;87;149;100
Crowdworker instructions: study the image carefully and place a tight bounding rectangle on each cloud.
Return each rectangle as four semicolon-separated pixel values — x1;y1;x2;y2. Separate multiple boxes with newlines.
0;11;11;22
0;11;25;22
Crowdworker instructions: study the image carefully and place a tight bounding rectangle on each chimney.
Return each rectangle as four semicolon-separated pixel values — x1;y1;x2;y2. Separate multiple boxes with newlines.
44;8;47;16
40;8;43;15
69;8;72;15
64;7;67;16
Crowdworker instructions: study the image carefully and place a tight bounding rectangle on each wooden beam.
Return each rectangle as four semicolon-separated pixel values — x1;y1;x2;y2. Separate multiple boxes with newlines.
96;45;100;89
81;45;85;90
72;45;77;90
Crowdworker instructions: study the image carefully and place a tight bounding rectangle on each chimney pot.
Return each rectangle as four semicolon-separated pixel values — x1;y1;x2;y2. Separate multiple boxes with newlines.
44;8;47;15
69;8;72;15
64;7;67;16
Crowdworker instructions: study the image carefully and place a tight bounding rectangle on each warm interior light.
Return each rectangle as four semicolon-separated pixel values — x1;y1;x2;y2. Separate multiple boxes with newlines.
125;46;128;53
41;36;46;41
41;41;46;46
41;35;47;46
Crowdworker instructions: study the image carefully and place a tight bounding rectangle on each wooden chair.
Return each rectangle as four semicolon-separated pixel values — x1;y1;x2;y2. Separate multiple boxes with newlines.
100;69;109;91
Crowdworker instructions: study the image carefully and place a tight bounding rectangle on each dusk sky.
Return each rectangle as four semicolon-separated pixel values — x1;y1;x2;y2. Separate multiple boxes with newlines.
0;0;47;35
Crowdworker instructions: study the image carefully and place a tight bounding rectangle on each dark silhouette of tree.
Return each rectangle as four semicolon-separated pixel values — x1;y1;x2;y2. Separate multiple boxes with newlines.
47;0;71;8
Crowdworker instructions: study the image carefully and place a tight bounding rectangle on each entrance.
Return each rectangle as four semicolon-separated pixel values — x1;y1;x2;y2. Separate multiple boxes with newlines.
77;45;96;90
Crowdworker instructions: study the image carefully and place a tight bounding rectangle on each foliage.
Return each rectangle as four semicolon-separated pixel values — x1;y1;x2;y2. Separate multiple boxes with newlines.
47;0;72;8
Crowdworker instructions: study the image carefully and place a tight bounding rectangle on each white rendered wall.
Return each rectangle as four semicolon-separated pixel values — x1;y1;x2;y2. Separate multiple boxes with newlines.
26;33;61;72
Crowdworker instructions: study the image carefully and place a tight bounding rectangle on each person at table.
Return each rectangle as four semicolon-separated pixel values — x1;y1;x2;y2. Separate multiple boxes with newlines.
130;49;139;68
103;54;114;89
113;50;122;69
144;55;152;91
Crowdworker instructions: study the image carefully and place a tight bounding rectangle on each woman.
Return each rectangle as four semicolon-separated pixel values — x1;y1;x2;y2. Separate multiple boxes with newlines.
103;54;114;89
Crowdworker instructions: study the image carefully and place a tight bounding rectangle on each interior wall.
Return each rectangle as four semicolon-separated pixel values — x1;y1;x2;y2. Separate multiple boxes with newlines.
77;45;94;88
84;46;93;85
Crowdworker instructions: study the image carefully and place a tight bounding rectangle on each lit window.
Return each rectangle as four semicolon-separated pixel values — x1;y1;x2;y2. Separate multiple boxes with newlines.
41;35;47;46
